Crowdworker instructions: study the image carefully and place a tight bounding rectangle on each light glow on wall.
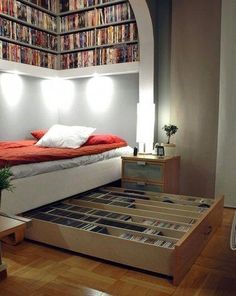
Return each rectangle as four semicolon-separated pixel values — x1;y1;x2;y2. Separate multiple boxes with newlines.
41;78;75;112
0;73;23;107
56;79;75;112
86;76;113;112
136;102;155;153
41;79;58;111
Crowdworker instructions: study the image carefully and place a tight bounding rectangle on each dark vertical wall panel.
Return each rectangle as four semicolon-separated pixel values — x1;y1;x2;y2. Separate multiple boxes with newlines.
146;0;172;144
170;0;221;197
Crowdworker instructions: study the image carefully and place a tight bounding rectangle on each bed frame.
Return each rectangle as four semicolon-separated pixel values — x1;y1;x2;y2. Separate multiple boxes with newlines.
1;157;121;215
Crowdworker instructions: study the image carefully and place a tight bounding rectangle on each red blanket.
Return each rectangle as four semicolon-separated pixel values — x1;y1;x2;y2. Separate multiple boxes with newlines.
0;140;127;168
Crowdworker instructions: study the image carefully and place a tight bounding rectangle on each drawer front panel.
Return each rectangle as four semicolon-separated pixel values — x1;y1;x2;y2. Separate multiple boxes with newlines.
123;161;164;182
122;181;164;193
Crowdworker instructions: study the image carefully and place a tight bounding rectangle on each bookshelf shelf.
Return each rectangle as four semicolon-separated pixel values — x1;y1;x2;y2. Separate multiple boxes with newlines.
58;61;139;78
60;40;138;54
0;13;57;35
0;36;58;54
23;186;224;285
0;59;58;78
59;19;136;35
59;0;127;15
18;0;57;16
0;59;139;78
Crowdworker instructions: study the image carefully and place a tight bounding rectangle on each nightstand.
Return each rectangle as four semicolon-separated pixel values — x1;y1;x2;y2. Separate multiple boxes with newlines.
0;216;26;280
121;155;180;194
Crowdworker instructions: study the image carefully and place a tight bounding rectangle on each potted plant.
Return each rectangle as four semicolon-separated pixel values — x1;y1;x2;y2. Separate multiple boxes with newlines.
0;166;14;207
162;124;178;156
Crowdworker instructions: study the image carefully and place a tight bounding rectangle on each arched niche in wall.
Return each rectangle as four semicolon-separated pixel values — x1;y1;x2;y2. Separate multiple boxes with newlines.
129;0;155;151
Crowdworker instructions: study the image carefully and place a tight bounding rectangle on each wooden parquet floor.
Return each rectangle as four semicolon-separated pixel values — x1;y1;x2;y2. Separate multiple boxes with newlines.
0;208;236;296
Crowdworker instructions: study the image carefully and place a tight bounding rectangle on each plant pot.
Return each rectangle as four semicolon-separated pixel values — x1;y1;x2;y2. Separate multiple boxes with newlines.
161;143;176;157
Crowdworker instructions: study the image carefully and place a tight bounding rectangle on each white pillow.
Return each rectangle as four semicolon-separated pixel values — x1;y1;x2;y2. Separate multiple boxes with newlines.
36;124;96;149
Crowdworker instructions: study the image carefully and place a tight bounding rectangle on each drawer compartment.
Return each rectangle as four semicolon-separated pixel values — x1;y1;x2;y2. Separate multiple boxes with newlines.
26;219;174;276
24;187;224;285
123;161;164;182
122;180;164;193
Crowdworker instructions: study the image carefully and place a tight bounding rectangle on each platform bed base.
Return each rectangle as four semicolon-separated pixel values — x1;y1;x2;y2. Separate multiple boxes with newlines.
23;187;224;285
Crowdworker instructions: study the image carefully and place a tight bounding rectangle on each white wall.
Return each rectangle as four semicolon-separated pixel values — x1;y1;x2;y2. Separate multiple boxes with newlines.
0;72;58;140
0;72;138;145
215;0;236;207
58;74;139;146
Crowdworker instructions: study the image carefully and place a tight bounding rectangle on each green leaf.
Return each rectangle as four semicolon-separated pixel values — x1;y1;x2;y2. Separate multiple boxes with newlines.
0;166;15;192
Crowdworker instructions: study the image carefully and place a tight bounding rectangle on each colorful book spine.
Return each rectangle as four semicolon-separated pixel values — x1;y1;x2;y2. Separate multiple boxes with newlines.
0;39;57;68
0;16;57;51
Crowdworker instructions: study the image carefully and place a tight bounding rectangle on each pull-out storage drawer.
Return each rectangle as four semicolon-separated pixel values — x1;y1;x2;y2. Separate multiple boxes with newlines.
24;187;224;285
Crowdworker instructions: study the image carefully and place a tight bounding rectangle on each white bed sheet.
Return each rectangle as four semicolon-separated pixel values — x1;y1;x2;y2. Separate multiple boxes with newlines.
11;146;133;179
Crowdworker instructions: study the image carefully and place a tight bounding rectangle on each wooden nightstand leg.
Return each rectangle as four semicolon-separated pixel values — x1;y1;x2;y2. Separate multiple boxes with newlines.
1;228;25;245
0;241;7;280
0;266;7;281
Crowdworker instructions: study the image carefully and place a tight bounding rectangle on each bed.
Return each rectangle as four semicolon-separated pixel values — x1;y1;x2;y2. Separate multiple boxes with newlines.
0;132;132;215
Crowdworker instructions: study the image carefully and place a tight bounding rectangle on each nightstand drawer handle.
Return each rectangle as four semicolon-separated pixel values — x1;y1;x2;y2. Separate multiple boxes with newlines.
137;161;146;166
136;181;146;186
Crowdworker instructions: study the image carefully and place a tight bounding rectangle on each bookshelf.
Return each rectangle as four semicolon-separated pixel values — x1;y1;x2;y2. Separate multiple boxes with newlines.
0;0;139;73
58;0;139;70
24;186;224;285
0;0;58;69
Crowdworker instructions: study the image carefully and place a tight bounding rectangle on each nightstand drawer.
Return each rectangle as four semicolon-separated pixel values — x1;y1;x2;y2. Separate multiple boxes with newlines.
123;161;164;182
122;180;164;193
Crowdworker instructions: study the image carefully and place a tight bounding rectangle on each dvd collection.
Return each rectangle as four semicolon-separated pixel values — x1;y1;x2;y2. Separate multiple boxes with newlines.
60;43;138;69
60;2;134;32
60;28;95;51
60;23;137;51
60;0;116;13
76;192;194;231
142;219;191;232
119;233;176;249
0;40;57;68
96;22;137;45
60;9;96;32
0;16;57;50
24;202;177;249
0;0;139;69
0;0;57;32
27;0;57;13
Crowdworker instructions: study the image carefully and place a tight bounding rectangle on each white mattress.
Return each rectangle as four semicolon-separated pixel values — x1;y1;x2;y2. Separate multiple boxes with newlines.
11;146;133;179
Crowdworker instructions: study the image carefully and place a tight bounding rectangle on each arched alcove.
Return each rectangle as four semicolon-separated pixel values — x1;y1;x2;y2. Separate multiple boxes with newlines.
129;0;155;152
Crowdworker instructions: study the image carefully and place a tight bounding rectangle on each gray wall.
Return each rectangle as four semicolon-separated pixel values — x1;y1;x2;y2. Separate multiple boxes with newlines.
0;72;58;140
0;72;138;145
170;0;221;197
58;74;138;147
216;0;236;207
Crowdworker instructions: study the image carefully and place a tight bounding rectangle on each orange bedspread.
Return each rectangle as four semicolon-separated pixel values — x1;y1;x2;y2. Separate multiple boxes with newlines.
0;140;127;168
